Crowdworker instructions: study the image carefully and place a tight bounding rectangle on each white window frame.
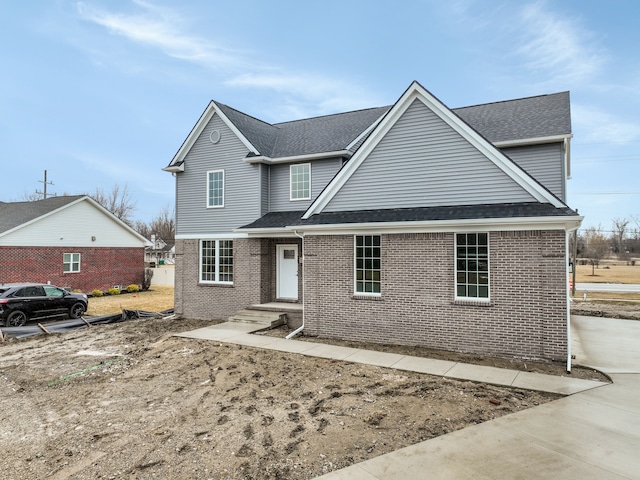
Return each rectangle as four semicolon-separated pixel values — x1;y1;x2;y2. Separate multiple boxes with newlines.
63;253;81;273
290;163;311;201
199;240;233;284
454;232;490;301
354;235;381;296
206;169;225;208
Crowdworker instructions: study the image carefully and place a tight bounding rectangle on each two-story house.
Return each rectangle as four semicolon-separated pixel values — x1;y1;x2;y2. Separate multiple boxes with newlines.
164;81;582;363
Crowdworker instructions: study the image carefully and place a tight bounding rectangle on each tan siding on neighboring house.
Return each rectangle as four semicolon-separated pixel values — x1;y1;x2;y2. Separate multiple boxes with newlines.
302;230;567;361
0;201;145;247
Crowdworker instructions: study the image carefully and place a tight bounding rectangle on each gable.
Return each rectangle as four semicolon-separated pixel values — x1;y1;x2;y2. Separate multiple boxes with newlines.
0;199;148;247
176;112;262;236
321;99;537;213
304;82;566;220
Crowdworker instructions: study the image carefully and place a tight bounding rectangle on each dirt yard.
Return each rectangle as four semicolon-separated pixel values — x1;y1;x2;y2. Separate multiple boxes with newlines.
0;313;606;480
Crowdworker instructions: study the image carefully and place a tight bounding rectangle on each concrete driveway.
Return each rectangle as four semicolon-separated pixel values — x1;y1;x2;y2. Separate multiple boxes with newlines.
319;315;640;479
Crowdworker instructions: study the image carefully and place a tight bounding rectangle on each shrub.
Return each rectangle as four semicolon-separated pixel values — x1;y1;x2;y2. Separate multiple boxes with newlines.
126;284;140;293
107;287;121;295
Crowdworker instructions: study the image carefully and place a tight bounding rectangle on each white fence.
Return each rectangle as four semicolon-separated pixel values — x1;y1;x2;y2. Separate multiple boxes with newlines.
150;266;175;286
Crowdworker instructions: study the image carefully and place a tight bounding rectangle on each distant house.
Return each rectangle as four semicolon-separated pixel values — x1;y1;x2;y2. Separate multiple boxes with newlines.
164;81;582;362
0;195;151;292
145;235;175;265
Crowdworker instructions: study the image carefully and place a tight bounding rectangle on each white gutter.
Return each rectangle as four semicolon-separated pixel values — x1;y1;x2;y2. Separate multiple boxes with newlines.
493;134;572;148
289;215;583;235
286;231;305;339
244;150;353;165
162;164;184;173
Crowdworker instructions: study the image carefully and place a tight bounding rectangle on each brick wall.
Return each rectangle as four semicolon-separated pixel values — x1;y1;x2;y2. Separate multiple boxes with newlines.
303;231;568;361
174;237;302;320
175;238;266;320
0;246;144;292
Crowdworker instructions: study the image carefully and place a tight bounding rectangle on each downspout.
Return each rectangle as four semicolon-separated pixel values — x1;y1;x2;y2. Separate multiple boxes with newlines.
565;228;574;373
286;230;305;339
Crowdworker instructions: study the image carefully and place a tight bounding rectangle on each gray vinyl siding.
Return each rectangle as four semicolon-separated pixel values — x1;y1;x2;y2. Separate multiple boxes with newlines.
324;99;536;213
501;143;565;201
260;164;269;216
176;113;261;235
268;158;343;212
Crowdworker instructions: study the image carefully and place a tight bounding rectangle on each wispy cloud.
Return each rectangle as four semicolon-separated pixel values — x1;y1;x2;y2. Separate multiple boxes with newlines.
515;2;605;84
76;1;246;71
75;1;382;117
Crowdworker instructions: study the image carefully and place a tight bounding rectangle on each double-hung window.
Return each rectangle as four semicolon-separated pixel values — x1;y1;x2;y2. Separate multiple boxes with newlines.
355;235;381;294
207;170;224;208
290;164;311;201
455;233;489;300
63;253;81;273
200;240;233;284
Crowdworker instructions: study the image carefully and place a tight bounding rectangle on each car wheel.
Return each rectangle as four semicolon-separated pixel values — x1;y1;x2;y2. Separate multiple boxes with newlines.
7;310;28;327
69;302;86;319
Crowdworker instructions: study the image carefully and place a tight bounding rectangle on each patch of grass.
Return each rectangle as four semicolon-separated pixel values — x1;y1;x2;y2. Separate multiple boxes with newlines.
575;259;640;284
86;286;174;316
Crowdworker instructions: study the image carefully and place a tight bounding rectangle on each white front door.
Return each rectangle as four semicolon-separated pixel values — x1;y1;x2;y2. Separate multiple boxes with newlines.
277;244;298;300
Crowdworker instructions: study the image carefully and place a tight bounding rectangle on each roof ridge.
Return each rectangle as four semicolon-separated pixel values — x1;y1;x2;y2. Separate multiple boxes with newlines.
214;101;278;129
273;106;391;127
453;91;569;110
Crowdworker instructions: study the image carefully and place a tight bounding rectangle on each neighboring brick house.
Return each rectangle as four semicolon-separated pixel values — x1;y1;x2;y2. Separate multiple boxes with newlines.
164;81;582;363
0;195;151;292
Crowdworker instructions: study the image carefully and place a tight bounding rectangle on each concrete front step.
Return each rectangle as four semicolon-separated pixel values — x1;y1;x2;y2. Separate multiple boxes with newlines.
228;309;286;328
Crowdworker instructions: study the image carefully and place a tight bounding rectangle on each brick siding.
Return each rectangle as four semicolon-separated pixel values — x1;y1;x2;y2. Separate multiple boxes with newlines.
174;231;567;361
0;246;144;292
174;238;303;320
303;231;568;361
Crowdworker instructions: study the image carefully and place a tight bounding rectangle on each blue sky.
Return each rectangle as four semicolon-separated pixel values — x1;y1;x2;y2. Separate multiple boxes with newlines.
2;1;639;231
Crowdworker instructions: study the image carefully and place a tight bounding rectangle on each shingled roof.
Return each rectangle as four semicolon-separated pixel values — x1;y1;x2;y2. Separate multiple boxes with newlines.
452;92;571;143
215;103;390;158
167;87;571;167
239;203;578;230
0;196;85;235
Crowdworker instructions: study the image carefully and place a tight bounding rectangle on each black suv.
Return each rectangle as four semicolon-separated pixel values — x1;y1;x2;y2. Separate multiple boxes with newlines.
0;283;88;327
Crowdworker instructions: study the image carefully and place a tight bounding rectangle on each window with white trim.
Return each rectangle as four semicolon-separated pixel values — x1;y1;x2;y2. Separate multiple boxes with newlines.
290;163;311;200
207;170;224;207
63;253;81;273
200;240;233;283
355;235;381;294
455;233;489;299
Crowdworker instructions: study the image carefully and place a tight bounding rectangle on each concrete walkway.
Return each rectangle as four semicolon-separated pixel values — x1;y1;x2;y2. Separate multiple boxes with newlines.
175;317;640;479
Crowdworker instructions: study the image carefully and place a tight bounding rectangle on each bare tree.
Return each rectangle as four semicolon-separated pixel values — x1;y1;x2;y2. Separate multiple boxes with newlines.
582;226;609;275
133;220;152;240
131;205;175;243
18;190;44;202
611;217;630;257
90;184;136;226
149;205;175;243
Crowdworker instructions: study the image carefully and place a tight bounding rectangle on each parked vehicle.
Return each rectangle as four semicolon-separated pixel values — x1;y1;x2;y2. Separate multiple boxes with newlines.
0;283;88;327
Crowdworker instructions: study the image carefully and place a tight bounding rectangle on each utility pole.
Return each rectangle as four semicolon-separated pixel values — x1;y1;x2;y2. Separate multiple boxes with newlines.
36;170;55;199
